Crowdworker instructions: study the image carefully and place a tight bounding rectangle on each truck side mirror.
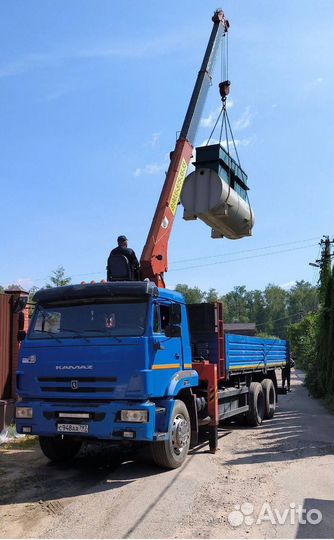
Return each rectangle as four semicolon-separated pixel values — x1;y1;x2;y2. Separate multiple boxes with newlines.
18;311;25;331
170;303;181;325
13;296;28;314
17;330;26;342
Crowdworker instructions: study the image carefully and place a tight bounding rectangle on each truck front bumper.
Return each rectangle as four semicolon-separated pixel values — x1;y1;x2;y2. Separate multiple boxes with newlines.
15;400;172;441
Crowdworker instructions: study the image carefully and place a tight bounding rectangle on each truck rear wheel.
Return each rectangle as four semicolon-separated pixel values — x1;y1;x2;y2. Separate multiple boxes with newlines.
246;382;265;427
261;378;276;419
39;436;82;462
151;400;190;469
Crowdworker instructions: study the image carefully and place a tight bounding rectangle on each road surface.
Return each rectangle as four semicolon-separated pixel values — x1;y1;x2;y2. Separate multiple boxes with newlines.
0;370;333;539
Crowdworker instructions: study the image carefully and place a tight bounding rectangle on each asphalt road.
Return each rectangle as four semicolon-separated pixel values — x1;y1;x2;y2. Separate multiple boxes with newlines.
0;369;333;539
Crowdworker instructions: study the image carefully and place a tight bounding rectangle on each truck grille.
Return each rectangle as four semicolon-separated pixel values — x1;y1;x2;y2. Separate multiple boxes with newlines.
37;376;116;394
38;377;116;382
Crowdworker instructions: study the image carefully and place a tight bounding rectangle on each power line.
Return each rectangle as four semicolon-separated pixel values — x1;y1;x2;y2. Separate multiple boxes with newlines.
169;243;318;272
5;237;320;286
170;236;320;264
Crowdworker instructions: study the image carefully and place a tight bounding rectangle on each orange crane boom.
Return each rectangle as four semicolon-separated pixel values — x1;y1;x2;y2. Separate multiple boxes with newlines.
140;10;229;288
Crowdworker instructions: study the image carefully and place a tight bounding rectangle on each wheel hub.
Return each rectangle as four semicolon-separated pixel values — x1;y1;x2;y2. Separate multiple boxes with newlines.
171;414;190;455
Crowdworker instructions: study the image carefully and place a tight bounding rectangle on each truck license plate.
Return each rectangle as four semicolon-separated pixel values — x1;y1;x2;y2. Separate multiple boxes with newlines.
57;423;88;433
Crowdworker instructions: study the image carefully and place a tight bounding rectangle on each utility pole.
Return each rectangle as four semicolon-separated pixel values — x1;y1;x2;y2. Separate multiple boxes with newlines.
309;236;334;303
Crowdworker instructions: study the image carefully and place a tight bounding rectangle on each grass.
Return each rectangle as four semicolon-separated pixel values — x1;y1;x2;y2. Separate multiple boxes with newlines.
1;435;38;450
0;424;38;450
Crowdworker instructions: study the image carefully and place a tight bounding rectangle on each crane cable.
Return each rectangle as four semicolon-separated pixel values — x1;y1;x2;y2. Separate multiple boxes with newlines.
207;30;253;232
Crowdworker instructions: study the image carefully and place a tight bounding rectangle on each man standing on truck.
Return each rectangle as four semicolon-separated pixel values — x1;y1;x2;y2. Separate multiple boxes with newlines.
108;235;140;279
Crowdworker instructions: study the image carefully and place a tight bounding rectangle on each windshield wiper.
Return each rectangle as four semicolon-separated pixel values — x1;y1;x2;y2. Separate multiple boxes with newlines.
33;329;62;343
61;328;90;342
82;329;121;342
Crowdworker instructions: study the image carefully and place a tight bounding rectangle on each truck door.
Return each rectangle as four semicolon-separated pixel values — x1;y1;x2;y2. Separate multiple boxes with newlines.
151;302;183;370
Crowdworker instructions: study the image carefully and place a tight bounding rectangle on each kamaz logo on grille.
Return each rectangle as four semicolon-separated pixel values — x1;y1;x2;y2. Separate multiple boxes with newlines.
71;380;79;390
55;365;93;370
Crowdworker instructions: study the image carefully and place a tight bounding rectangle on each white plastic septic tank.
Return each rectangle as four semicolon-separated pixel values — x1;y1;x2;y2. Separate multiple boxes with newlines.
180;168;255;239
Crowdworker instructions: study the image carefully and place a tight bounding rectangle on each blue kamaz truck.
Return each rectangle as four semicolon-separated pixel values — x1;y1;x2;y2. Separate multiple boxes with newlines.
16;281;288;468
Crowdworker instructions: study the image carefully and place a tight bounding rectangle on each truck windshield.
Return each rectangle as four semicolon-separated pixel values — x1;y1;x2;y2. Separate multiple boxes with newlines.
29;300;148;339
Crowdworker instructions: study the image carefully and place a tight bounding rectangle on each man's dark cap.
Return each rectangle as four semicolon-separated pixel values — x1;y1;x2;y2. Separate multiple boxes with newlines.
117;235;128;243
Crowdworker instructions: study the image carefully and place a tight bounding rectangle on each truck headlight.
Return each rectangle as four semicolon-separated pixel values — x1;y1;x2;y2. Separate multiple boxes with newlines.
120;410;148;423
16;407;33;419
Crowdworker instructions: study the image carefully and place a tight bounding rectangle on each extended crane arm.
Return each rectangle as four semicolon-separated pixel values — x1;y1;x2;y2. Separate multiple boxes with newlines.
140;10;229;287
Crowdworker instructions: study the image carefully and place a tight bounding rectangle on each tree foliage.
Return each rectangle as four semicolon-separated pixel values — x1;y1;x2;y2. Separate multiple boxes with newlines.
46;266;72;288
174;281;319;340
174;284;205;304
287;313;318;371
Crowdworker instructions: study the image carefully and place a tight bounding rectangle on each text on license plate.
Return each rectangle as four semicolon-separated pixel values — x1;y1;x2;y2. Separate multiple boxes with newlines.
57;423;88;433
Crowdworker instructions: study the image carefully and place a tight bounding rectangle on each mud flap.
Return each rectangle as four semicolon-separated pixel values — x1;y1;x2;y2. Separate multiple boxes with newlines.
208;425;218;453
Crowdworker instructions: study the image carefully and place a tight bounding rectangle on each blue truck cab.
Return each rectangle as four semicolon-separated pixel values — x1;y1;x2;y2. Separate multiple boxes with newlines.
16;282;200;468
16;281;289;469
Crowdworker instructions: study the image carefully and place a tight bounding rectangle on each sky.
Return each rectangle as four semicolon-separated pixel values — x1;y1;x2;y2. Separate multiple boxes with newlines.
0;0;333;295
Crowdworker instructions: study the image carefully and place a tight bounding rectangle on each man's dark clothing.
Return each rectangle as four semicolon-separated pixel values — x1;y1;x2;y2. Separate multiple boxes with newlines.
282;356;295;391
107;246;139;280
109;246;139;270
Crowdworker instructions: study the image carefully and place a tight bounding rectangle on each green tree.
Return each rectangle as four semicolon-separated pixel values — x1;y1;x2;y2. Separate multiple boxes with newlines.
205;288;220;303
28;286;39;316
174;284;205;303
287;280;318;319
222;286;250;323
246;289;266;329
326;265;334;405
316;264;333;399
46;266;71;288
287;238;334;409
287;313;318;371
318;238;332;304
264;284;288;338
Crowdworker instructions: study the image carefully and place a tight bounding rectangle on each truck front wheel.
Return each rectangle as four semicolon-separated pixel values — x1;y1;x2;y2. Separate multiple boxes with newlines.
246;382;265;427
151;400;191;469
39;436;82;462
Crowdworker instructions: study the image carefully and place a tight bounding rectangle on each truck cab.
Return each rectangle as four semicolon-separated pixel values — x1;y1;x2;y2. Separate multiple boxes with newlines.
16;282;199;468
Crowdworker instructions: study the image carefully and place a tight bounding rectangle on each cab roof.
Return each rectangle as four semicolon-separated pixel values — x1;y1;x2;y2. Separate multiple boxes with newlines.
33;281;185;304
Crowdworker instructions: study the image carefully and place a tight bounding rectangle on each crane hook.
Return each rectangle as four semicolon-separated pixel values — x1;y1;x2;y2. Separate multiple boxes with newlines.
219;80;231;102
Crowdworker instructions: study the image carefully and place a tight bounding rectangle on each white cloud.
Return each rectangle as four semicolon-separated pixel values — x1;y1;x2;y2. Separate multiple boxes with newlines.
149;132;160;148
200;135;256;148
280;281;296;290
133;161;167;177
200;100;234;129
315;77;323;84
233;106;254;131
0;52;53;78
0;29;199;79
16;278;34;291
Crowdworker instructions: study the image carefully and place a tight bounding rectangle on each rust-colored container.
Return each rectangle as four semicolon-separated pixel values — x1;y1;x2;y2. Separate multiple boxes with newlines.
0;290;29;432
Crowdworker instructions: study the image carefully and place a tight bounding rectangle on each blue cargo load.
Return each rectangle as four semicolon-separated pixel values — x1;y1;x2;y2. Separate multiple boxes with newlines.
225;334;288;373
187;303;288;378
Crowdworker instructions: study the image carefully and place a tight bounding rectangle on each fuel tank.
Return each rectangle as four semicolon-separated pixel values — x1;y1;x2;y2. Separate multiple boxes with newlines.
180;144;254;239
